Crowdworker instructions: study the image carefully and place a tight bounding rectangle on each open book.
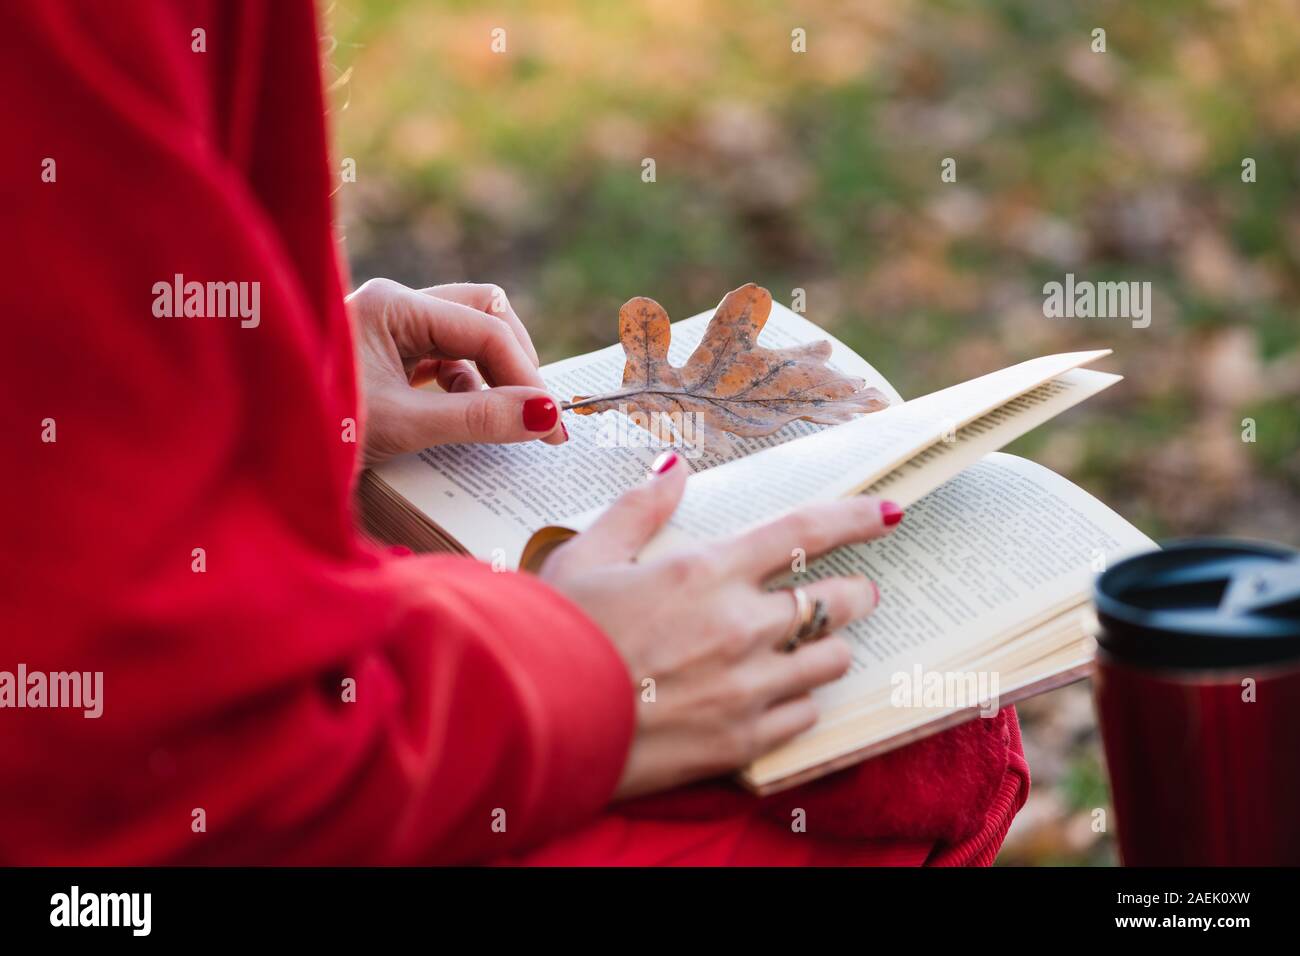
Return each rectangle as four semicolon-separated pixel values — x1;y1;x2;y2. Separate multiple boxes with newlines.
359;303;1153;794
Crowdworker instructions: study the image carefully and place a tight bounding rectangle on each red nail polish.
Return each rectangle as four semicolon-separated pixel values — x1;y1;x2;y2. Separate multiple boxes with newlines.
522;397;558;432
560;422;569;441
880;501;904;527
651;451;679;475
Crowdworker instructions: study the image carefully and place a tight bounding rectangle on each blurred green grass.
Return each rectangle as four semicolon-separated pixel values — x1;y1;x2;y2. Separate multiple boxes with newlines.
328;0;1300;863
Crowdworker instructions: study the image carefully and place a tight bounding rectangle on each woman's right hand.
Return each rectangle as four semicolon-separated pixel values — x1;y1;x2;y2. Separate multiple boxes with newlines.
538;451;903;800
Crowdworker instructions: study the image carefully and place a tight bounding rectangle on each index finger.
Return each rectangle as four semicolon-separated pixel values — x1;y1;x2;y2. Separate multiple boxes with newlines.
385;283;546;391
419;282;540;368
723;496;902;581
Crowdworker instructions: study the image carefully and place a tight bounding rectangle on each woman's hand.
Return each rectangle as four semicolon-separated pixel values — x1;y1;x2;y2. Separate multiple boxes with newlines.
347;278;566;467
539;452;902;799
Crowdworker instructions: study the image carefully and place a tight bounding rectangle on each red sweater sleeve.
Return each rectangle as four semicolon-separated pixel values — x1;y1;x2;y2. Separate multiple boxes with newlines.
0;0;633;864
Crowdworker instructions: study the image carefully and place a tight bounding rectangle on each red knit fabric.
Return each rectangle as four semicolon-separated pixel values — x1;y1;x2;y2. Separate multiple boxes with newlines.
621;708;1017;844
508;714;1030;866
3;0;1028;866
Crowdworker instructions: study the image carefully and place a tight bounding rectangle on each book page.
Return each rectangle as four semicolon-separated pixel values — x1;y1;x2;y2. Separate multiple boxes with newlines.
785;453;1153;708
855;367;1120;506
368;303;900;564
615;353;1113;562
745;600;1098;791
739;453;1153;788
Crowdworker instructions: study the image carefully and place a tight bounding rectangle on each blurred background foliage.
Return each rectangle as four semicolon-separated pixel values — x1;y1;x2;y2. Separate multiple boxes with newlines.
327;0;1300;864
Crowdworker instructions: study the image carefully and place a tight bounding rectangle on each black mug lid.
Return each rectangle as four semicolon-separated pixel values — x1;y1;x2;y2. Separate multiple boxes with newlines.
1095;539;1300;670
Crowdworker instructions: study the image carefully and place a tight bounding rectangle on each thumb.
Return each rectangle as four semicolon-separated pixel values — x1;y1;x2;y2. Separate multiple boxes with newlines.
400;385;567;446
570;451;687;563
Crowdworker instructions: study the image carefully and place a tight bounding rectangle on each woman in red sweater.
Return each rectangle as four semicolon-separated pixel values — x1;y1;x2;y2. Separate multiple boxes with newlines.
2;0;1027;865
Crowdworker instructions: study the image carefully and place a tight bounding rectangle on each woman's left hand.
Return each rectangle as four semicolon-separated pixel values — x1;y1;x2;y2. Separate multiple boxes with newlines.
348;278;567;466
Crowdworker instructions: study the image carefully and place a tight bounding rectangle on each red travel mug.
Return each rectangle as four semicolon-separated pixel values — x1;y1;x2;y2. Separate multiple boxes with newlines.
1093;539;1300;866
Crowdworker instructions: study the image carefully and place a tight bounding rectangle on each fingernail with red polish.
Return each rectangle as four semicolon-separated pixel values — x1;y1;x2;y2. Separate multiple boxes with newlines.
522;397;558;433
881;501;904;527
651;451;679;475
560;422;569;442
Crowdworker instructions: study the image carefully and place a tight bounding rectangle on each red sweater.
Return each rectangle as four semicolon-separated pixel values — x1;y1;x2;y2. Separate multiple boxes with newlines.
3;0;634;865
2;0;1027;866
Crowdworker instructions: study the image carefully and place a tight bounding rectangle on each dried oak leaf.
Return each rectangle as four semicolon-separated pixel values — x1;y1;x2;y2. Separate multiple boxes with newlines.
564;283;890;448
